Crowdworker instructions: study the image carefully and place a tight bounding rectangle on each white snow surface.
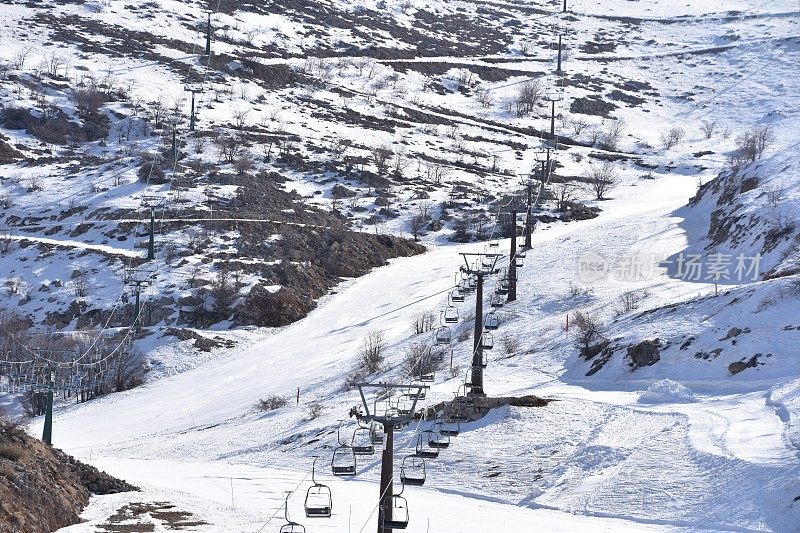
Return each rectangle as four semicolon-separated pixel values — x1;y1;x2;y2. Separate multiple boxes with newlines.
0;0;797;531
638;379;697;404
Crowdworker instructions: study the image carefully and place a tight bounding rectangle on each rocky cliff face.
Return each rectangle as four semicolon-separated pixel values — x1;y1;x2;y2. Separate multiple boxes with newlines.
0;423;136;533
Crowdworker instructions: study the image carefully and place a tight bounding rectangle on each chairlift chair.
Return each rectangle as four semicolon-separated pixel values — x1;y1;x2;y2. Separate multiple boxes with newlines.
495;280;509;295
435;326;452;346
280;521;305;533
419;368;435;383
395;396;414;416
438;419;461;437
480;332;495;351
450;287;465;303
304;458;332;518
331;426;357;476
442;306;459;324
484;312;499;331
402;382;426;401
381;493;410;530
488;239;500;248
431;350;445;364
352;427;375;456
428;429;450;449
515;255;524;268
400;456;426;486
517;248;527;259
370;422;385;446
331;446;357;476
415;431;440;459
491;294;505;308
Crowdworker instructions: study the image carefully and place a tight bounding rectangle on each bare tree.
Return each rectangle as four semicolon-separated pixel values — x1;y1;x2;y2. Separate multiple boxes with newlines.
410;310;436;334
232;107;249;129
476;88;494;109
571;118;589;136
210;269;237;315
583;162;618;200
660;127;685;149
371;145;393;175
551;182;578;211
410;215;424;241
513;80;542;117
570;310;604;358
110;347;147;392
599;120;625;151
700;120;717;139
358;330;386;374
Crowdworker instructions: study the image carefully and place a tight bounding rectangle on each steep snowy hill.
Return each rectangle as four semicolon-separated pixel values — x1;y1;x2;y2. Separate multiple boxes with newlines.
0;0;799;531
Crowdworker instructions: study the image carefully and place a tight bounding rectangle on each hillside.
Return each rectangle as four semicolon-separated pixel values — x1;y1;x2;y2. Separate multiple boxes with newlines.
0;0;799;531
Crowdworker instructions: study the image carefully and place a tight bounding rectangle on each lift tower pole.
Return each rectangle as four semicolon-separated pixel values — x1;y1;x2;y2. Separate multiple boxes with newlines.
508;210;517;303
472;271;485;394
379;423;394;533
557;35;563;73
459;253;499;397
42;367;54;445
205;12;212;57
524;179;534;249
355;383;427;533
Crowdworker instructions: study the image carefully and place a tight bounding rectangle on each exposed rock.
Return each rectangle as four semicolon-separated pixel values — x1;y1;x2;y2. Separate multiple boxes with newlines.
0;422;136;533
628;339;661;369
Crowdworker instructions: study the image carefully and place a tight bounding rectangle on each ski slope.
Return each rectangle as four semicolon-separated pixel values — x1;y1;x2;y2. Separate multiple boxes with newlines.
33;166;800;532
1;0;798;530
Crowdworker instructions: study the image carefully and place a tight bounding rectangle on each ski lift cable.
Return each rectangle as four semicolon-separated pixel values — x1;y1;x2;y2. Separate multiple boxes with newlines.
254;469;313;533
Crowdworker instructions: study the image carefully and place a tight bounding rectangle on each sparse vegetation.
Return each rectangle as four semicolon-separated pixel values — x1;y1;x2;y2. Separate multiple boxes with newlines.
583;162;618;200
257;395;289;411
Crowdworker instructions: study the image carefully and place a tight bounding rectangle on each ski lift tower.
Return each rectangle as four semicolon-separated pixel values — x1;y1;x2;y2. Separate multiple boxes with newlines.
458;252;500;397
354;382;428;533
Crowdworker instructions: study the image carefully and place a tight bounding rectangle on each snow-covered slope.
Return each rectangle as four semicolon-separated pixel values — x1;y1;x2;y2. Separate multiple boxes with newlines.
1;0;799;531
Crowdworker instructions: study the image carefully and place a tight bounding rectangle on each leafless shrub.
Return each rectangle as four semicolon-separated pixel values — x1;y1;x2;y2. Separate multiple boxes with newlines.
476;88;494;109
599;120;625;151
257;395;289;411
764;185;784;207
358;330;386;374
513;80;542;117
410;310;436;334
403;342;435;376
700;120;717;139
660;127;685;149
213;133;242;164
11;48;31;69
571;118;589;136
71;272;88;298
583;162;618;200
730;125;775;172
110;346;147;392
26;175;43;193
371;145;393;175
192;136;206;154
571;310;605;358
307;401;323;420
163;243;177;265
233;152;255;176
210;269;237;314
615;290;650;317
0;231;12;254
232;107;249;129
5;277;22;296
500;333;520;356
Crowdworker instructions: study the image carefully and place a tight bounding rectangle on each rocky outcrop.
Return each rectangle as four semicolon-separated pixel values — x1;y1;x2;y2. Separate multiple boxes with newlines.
0;422;136;533
627;339;661;369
